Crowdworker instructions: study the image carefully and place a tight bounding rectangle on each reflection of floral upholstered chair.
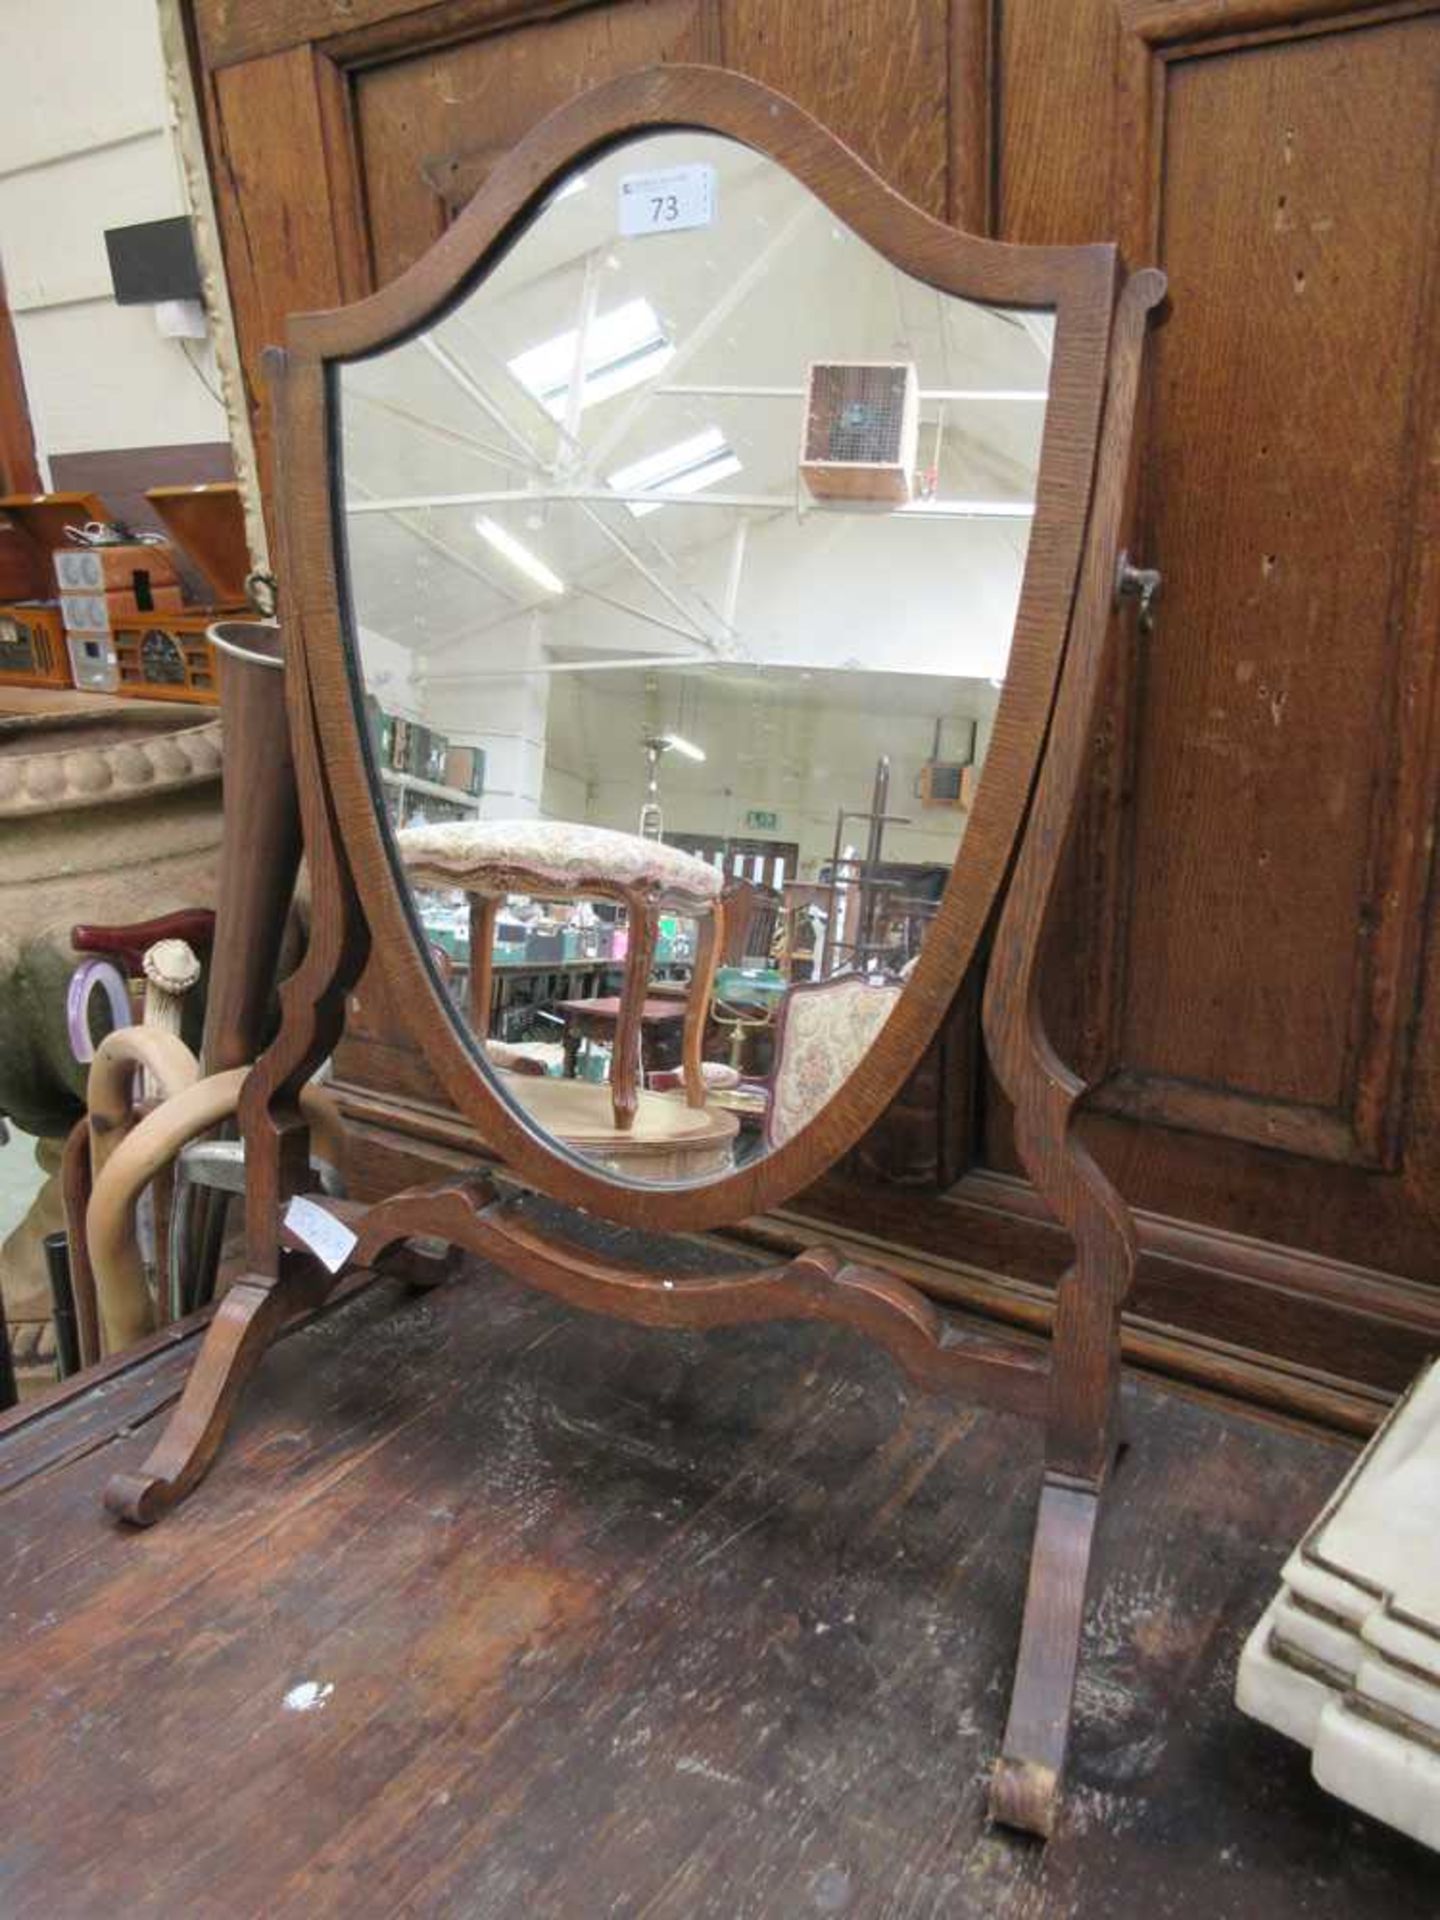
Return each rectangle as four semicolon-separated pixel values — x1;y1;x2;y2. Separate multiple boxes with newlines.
397;820;724;1133
763;972;903;1149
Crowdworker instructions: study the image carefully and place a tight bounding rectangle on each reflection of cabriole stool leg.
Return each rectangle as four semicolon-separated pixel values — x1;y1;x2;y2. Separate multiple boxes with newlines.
467;896;498;1037
682;899;723;1108
396;822;727;1129
611;888;656;1131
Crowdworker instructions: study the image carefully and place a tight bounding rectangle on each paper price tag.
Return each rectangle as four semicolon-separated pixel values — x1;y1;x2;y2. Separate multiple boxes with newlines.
618;163;716;238
283;1195;358;1275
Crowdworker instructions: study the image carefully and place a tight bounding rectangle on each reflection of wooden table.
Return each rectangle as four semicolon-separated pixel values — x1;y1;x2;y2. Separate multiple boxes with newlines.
554;994;686;1082
487;960;614;1037
504;1070;738;1181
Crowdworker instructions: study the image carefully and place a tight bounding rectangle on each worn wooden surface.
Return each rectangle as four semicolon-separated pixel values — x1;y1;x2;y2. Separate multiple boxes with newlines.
2;1240;1435;1916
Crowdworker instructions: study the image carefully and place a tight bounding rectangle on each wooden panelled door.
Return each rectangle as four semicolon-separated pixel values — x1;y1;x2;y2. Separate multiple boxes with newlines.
188;0;1440;1427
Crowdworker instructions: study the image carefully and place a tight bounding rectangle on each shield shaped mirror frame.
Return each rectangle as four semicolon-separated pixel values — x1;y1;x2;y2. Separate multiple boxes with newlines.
269;64;1125;1235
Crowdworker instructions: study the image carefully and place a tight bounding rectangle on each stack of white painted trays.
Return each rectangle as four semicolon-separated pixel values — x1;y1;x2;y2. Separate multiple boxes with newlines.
1237;1356;1440;1850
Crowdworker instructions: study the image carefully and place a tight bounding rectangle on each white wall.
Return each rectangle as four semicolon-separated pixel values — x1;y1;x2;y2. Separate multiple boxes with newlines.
0;0;227;472
570;695;991;879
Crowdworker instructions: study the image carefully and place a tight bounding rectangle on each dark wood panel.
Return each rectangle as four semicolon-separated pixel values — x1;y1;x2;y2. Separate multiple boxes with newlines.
985;0;1440;1300
0;258;40;497
718;0;955;219
355;0;714;281
786;1164;1422;1427
998;0;1122;246
206;46;373;490
197;0;605;69
994;0;1135;1092
1117;16;1440;1142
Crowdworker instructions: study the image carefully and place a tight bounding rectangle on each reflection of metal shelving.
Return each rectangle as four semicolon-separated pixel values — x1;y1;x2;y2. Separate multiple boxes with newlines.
379;767;482;828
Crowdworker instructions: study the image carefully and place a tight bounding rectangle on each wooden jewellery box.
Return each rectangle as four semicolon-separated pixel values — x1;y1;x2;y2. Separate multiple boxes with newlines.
105;483;252;706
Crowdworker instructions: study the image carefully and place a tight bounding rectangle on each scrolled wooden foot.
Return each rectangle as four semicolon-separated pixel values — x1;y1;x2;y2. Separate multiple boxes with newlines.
104;1270;324;1527
989;1756;1060;1840
987;1478;1102;1838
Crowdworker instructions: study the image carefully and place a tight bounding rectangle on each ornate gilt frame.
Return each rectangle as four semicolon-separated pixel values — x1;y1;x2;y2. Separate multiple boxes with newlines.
104;66;1165;1837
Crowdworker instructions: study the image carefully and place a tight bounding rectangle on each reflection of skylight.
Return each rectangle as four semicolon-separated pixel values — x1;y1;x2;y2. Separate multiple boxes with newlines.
606;426;742;517
475;517;565;595
508;297;672;418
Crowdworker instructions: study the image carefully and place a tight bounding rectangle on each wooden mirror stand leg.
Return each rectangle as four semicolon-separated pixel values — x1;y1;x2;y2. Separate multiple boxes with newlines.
104;616;372;1528
980;268;1162;1834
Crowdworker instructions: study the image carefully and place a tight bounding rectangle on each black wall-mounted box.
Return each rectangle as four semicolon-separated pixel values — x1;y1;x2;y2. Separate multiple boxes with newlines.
104;216;202;306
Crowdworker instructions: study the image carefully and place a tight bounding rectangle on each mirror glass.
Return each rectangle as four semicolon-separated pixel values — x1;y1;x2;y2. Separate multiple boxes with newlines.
337;130;1053;1186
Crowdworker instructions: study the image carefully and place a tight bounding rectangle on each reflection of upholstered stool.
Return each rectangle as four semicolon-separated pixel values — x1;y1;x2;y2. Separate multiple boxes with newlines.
397;820;724;1133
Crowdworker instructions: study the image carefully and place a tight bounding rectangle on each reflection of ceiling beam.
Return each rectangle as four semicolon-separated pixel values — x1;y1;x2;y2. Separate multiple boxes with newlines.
574;582;712;646
421;531;720;662
654;384;1049;402
423;652;714;688
722;518;748;628
347;487;1036;519
422;577;710;664
460;315;588;467
560;249;602;458
418;596;550;659
345;387;520;469
579;500;740;654
348;477;526;610
418;333;548;474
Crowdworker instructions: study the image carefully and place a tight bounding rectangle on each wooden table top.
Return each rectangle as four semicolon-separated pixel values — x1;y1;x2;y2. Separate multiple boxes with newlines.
553;994;686;1025
0;1229;1428;1918
504;1071;737;1147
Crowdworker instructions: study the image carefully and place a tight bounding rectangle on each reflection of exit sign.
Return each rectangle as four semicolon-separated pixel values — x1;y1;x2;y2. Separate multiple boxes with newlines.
745;809;779;831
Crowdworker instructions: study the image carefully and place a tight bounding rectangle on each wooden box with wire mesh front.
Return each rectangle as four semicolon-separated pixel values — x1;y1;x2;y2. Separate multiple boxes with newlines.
799;362;919;503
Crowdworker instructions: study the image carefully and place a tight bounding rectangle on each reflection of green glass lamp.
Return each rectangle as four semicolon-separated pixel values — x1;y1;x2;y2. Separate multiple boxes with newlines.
712;966;786;1069
638;731;705;840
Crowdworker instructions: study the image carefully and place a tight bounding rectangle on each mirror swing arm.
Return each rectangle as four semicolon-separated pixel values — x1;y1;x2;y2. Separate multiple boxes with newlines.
102;69;1165;1839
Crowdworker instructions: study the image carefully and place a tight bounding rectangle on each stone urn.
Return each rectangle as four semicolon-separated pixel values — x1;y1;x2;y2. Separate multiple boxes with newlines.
0;704;223;1361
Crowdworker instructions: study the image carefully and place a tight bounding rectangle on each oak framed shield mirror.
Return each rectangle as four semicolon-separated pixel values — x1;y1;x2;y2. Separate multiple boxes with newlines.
282;67;1120;1231
110;64;1166;1839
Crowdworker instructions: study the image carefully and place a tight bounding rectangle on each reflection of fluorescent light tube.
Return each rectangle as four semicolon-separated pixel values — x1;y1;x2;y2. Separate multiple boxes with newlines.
660;732;705;762
475;517;565;595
